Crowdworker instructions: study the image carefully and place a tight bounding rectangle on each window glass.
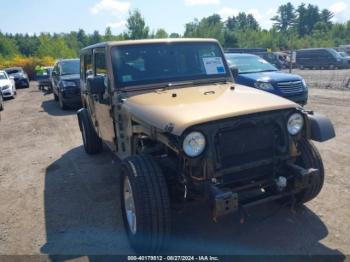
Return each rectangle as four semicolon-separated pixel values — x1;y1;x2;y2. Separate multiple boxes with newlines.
60;60;80;75
0;73;7;80
225;55;277;74
95;52;107;76
84;54;93;80
111;42;229;88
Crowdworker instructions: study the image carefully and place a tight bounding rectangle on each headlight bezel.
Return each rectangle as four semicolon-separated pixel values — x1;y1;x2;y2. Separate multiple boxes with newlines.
254;81;274;91
287;112;305;136
182;131;206;158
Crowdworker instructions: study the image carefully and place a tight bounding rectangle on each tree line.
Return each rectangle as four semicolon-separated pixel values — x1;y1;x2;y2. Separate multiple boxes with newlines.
1;2;350;64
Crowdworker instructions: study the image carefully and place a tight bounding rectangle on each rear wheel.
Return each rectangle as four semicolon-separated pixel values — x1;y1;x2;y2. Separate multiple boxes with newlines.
121;155;171;254
79;109;102;154
296;138;325;204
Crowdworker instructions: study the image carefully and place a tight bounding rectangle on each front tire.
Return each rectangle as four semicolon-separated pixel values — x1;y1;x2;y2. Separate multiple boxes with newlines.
121;155;171;254
58;92;68;110
79;109;102;154
296;138;325;204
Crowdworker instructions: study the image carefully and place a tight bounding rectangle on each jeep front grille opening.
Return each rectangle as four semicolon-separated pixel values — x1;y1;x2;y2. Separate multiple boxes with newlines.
215;114;288;171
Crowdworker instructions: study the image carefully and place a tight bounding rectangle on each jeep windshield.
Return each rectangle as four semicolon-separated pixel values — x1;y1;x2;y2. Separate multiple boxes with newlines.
111;42;231;89
225;54;278;74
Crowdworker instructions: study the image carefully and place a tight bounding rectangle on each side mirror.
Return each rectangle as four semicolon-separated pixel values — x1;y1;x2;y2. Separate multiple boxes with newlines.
87;76;106;94
51;71;57;77
230;67;239;79
9;76;14;80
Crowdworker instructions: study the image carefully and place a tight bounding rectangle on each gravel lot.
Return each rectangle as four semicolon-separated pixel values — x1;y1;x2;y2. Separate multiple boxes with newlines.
0;82;349;258
285;69;350;90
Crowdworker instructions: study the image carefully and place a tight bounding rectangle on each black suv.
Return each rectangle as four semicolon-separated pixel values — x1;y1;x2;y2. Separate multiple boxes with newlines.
4;67;29;88
51;59;81;109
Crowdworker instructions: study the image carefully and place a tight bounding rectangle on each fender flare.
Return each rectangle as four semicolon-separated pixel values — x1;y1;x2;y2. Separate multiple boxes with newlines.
76;108;86;132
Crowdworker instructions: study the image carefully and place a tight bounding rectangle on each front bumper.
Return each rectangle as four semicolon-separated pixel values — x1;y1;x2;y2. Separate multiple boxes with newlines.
1;88;14;98
61;89;82;106
38;79;51;87
14;78;29;87
209;163;319;221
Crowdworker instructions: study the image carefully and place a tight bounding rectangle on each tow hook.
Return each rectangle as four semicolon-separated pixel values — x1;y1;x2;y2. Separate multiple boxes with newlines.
210;185;238;222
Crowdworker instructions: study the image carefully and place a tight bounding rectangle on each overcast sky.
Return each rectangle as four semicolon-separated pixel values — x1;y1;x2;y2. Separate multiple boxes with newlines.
0;0;349;35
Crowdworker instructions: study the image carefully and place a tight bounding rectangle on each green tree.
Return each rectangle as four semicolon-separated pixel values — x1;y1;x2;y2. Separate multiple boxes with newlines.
320;9;333;27
304;4;321;34
155;29;168;38
0;32;19;58
126;9;149;39
169;33;181;38
184;15;224;44
271;2;297;32
90;30;102;45
226;16;237;31
77;29;88;48
296;3;308;36
228;13;260;31
104;27;113;41
36;33;75;58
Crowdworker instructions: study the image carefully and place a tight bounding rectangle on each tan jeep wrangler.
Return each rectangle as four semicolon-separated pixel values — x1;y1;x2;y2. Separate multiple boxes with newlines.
77;39;335;253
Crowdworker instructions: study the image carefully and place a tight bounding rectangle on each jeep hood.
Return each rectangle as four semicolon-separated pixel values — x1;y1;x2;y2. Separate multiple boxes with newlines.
124;83;297;136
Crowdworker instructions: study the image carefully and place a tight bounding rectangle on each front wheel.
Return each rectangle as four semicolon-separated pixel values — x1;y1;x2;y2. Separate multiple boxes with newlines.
121;155;171;254
79;109;102;154
58;92;68;110
296;138;325;204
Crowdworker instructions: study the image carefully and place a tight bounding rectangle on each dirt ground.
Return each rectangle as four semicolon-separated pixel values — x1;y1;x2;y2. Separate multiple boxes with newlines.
0;82;349;258
285;69;350;90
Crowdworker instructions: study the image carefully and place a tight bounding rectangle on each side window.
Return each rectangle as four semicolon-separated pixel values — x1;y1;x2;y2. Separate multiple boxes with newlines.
84;53;93;81
53;64;59;75
95;52;107;76
80;55;84;80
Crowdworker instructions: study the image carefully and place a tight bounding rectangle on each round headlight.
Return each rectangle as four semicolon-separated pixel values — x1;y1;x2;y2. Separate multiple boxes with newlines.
287;113;304;135
183;132;206;157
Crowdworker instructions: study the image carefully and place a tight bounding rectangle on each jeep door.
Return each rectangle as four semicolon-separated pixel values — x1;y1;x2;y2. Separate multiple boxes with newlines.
81;51;98;126
92;48;116;150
